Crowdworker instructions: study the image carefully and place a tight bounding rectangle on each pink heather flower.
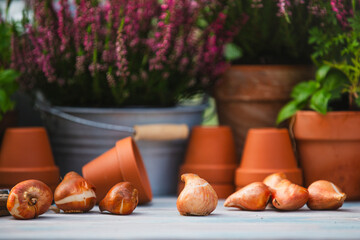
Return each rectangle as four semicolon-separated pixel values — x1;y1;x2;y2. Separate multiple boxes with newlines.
330;0;350;28
115;30;129;81
57;0;73;52
106;72;116;87
75;55;86;75
277;0;292;17
251;0;263;8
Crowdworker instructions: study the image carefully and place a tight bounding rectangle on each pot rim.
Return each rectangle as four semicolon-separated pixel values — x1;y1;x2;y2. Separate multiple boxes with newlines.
53;104;208;114
296;110;360;116
229;64;314;70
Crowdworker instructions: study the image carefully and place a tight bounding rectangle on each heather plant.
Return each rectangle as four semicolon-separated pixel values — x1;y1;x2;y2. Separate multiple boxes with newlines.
277;0;360;124
226;0;315;64
12;0;244;107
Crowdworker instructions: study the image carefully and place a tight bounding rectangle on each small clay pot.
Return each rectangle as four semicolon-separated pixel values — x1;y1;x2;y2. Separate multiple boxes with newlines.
177;181;234;199
177;126;237;198
0;127;60;192
235;128;302;189
82;137;152;204
183;126;236;165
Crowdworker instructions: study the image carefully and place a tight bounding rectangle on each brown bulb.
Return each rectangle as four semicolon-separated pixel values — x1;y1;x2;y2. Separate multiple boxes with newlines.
99;182;138;215
272;179;309;211
177;173;218;216
307;180;346;210
7;180;53;220
263;172;287;191
54;172;96;213
224;182;271;211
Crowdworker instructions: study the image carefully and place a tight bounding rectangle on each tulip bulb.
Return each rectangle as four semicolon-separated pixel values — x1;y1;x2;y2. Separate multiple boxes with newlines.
272;179;309;211
54;172;96;213
224;182;271;211
307;180;346;210
177;173;218;216
99;182;138;215
263;172;287;191
7;180;53;220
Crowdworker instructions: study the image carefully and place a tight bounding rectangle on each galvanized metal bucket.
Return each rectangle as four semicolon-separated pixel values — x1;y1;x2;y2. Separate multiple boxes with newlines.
37;101;206;196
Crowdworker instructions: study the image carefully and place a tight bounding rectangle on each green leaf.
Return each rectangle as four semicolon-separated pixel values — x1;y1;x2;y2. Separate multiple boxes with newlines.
0;89;8;112
309;89;332;114
290;81;319;103
276;100;300;125
224;43;242;61
315;65;331;82
321;69;347;99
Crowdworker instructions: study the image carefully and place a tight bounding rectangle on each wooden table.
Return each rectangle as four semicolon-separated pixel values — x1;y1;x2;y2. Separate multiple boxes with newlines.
1;197;360;239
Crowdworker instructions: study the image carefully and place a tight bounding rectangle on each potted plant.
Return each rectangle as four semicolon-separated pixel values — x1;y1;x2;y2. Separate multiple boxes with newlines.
278;1;360;200
11;0;242;196
214;0;316;158
0;10;18;143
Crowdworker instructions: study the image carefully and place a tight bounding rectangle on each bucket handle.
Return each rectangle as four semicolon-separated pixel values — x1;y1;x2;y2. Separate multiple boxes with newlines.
35;101;190;141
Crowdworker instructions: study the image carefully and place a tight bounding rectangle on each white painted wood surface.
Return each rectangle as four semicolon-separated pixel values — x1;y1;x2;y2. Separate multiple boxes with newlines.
1;197;360;239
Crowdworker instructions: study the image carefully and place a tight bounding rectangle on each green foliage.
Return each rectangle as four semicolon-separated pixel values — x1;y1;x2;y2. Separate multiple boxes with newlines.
0;70;19;120
277;2;360;124
224;43;242;61
0;12;19;120
230;0;313;64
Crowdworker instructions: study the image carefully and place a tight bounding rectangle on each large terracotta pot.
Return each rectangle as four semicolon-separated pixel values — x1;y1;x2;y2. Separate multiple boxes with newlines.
293;111;360;200
235;128;302;190
214;65;314;158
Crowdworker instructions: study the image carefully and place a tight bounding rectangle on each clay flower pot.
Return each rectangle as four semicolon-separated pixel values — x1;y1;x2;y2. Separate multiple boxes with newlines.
82;137;152;204
214;65;314;159
0;127;60;191
178;126;237;198
235;128;302;190
294;111;360;200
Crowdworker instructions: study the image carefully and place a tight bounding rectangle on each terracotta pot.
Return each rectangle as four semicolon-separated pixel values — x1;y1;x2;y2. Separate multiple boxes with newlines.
82;137;152;204
214;65;314;159
177;182;234;199
293;111;360;200
177;126;237;198
179;164;236;184
235;128;302;189
183;126;237;165
0;127;60;191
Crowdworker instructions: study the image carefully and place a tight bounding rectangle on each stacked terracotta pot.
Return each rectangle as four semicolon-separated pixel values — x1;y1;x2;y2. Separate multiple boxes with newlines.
178;126;237;198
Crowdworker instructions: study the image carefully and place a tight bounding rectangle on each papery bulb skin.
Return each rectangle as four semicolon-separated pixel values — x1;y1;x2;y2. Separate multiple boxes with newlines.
307;180;346;210
99;182;138;215
263;172;287;191
177;173;218;216
272;179;309;211
7;180;53;220
54;172;96;213
224;182;271;211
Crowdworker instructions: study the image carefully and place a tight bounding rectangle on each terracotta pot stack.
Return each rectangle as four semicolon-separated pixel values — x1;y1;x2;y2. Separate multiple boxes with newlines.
82;137;152;204
178;126;237;198
235;128;303;190
0;127;60;192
